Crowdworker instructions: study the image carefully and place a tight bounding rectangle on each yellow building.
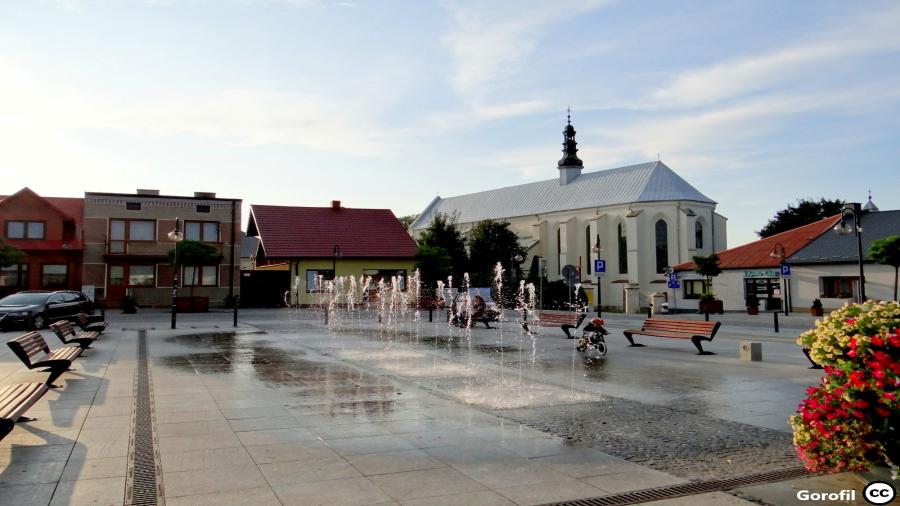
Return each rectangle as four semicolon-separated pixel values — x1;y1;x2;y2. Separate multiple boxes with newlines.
247;201;417;306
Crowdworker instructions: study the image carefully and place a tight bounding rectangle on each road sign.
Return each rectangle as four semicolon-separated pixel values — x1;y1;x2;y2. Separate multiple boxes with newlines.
561;265;579;287
781;263;791;277
594;259;606;273
667;273;680;289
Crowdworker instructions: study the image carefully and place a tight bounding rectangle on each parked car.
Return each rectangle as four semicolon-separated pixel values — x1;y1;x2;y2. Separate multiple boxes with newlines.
0;290;95;330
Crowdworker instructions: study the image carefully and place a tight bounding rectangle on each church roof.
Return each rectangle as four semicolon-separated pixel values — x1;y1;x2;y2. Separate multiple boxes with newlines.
411;161;715;229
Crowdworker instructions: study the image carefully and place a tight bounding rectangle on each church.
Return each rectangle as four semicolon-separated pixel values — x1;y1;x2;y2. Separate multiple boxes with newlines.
410;117;727;312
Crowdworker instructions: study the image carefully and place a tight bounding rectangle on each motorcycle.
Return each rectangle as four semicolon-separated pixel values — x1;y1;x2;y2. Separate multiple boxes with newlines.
576;317;609;358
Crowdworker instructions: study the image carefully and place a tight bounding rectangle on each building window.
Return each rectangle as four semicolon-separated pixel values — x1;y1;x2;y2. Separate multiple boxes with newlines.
126;202;142;211
183;265;218;287
196;205;211;213
128;266;155;287
41;264;67;289
0;264;28;287
557;227;562;275
306;269;335;292
109;219;156;252
363;269;408;290
6;221;45;239
617;223;627;274
655;220;669;274
185;221;220;242
110;266;125;286
683;280;704;299
821;277;857;298
695;221;703;249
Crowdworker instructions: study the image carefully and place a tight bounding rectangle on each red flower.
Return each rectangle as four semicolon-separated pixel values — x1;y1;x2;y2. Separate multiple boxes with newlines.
876;408;891;417
871;336;884;347
854;399;869;409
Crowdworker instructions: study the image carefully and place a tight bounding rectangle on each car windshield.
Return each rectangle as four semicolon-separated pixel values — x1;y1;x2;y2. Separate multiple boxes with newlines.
0;292;51;306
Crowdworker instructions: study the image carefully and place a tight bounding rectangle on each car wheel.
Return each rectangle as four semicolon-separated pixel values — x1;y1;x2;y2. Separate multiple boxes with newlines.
32;314;47;330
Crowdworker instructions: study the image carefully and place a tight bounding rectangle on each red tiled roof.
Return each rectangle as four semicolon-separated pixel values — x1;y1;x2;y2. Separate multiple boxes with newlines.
249;204;417;258
673;215;840;271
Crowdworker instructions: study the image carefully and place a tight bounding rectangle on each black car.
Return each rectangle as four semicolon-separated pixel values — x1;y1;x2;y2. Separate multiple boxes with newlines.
0;290;95;330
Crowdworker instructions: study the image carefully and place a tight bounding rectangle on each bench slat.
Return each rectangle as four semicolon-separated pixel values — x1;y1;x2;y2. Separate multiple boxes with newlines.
0;383;48;420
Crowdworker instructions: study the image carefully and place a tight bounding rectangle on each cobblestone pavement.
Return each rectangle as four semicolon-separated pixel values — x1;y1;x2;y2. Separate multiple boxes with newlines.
497;398;799;481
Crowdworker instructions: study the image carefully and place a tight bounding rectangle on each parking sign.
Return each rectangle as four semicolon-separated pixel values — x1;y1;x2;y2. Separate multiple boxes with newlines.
781;264;791;277
594;259;606;273
667;273;680;289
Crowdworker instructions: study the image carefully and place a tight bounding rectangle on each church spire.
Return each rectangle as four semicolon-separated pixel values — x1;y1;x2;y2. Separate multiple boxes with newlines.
863;190;879;212
558;108;583;185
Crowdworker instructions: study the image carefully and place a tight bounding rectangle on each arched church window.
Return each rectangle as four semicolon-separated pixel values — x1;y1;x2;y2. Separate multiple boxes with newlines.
617;223;627;274
655;220;668;274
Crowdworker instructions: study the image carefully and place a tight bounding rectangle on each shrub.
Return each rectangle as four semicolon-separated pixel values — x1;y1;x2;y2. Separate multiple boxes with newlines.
791;301;899;474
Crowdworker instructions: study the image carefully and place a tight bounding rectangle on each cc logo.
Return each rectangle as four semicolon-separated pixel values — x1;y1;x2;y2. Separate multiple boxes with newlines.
864;481;896;505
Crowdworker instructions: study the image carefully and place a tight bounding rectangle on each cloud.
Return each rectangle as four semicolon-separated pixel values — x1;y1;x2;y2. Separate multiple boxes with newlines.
442;0;610;100
647;5;900;108
423;99;555;134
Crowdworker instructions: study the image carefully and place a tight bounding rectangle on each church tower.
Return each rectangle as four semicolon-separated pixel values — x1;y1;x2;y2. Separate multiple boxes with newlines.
558;109;584;185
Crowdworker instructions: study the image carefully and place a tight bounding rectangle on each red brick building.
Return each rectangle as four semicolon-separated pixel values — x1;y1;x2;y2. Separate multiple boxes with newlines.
0;188;84;297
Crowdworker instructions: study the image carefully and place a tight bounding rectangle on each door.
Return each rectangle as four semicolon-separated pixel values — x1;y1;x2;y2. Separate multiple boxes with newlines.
107;266;127;307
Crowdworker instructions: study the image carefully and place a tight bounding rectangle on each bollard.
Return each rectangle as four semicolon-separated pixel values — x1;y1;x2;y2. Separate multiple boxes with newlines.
646;307;652;318
773;311;779;333
429;307;433;322
704;311;709;322
740;341;762;361
324;308;329;325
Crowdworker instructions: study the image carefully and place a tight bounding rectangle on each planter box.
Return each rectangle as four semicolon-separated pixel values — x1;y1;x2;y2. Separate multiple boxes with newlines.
810;307;824;317
699;299;724;314
746;306;759;315
175;296;209;313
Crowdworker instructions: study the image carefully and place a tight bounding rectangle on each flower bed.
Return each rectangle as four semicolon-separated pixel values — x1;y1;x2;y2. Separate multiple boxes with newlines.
791;301;899;474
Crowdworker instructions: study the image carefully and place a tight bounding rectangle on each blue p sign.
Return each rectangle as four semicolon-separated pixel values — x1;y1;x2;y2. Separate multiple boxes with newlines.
594;259;606;273
781;264;791;277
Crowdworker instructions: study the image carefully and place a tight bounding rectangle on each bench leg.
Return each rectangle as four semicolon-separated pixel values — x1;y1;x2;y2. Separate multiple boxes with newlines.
16;416;36;423
520;322;533;334
692;336;715;355
561;325;575;339
623;332;646;347
801;348;823;369
0;419;13;441
45;362;72;388
482;319;492;329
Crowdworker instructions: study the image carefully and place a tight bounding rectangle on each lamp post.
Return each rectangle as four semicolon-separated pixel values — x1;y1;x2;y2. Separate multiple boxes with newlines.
592;236;603;316
168;218;184;329
834;203;866;303
332;245;342;279
769;242;788;315
511;253;524;281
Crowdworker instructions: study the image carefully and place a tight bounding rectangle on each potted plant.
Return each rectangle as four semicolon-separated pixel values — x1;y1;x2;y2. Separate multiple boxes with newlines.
810;298;824;317
693;253;724;314
698;292;723;314
168;240;223;313
746;292;760;315
121;295;138;314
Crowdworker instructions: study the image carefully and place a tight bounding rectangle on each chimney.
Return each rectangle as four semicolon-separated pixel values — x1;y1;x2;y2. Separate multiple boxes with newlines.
136;189;160;196
194;192;216;199
331;200;341;210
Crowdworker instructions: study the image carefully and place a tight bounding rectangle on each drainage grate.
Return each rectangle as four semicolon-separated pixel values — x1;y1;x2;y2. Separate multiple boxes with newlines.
126;330;165;506
544;467;812;506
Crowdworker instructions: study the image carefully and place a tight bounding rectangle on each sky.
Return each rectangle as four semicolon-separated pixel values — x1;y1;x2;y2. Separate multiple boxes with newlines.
1;0;899;247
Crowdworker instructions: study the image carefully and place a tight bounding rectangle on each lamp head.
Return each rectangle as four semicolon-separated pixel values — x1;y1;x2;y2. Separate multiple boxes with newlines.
833;220;853;236
514;254;524;262
167;230;183;241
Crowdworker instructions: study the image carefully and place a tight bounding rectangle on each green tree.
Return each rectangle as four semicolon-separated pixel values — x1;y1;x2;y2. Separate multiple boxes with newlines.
758;198;845;238
398;214;417;231
466;220;526;290
414;244;453;288
168;240;224;298
869;235;900;300
693;253;722;294
418;213;468;280
0;239;25;267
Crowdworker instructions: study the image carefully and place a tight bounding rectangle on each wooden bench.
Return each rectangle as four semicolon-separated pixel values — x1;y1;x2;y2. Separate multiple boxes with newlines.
0;383;49;441
50;321;99;351
521;311;587;339
7;332;83;388
623;318;721;355
76;313;107;334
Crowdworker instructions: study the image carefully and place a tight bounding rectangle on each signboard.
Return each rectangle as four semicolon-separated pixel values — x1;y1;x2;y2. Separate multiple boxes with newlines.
667;273;680;289
780;264;791;277
744;270;780;279
593;259;606;273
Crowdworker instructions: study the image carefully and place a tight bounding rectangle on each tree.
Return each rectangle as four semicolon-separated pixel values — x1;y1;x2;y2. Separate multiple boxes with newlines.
414;244;453;289
168;240;224;298
466;220;526;290
418;213;468;280
693;253;722;294
869;235;900;301
398;214;417;231
0;240;25;267
758;198;845;238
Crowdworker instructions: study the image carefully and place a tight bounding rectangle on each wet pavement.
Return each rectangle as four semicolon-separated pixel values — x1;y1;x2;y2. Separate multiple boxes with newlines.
0;308;882;505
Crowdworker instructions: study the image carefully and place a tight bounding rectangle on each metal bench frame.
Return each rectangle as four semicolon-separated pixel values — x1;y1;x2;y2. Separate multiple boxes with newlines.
51;321;99;350
521;311;587;338
7;332;82;387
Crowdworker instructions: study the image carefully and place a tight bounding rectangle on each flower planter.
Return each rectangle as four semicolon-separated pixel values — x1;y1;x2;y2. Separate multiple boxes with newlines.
810;307;824;317
175;296;209;313
699;299;724;314
746;306;759;315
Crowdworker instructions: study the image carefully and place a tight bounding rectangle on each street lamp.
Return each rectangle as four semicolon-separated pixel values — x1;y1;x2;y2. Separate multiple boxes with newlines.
167;218;184;329
592;235;603;316
511;253;524;281
769;242;789;315
834;203;866;303
332;245;342;279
